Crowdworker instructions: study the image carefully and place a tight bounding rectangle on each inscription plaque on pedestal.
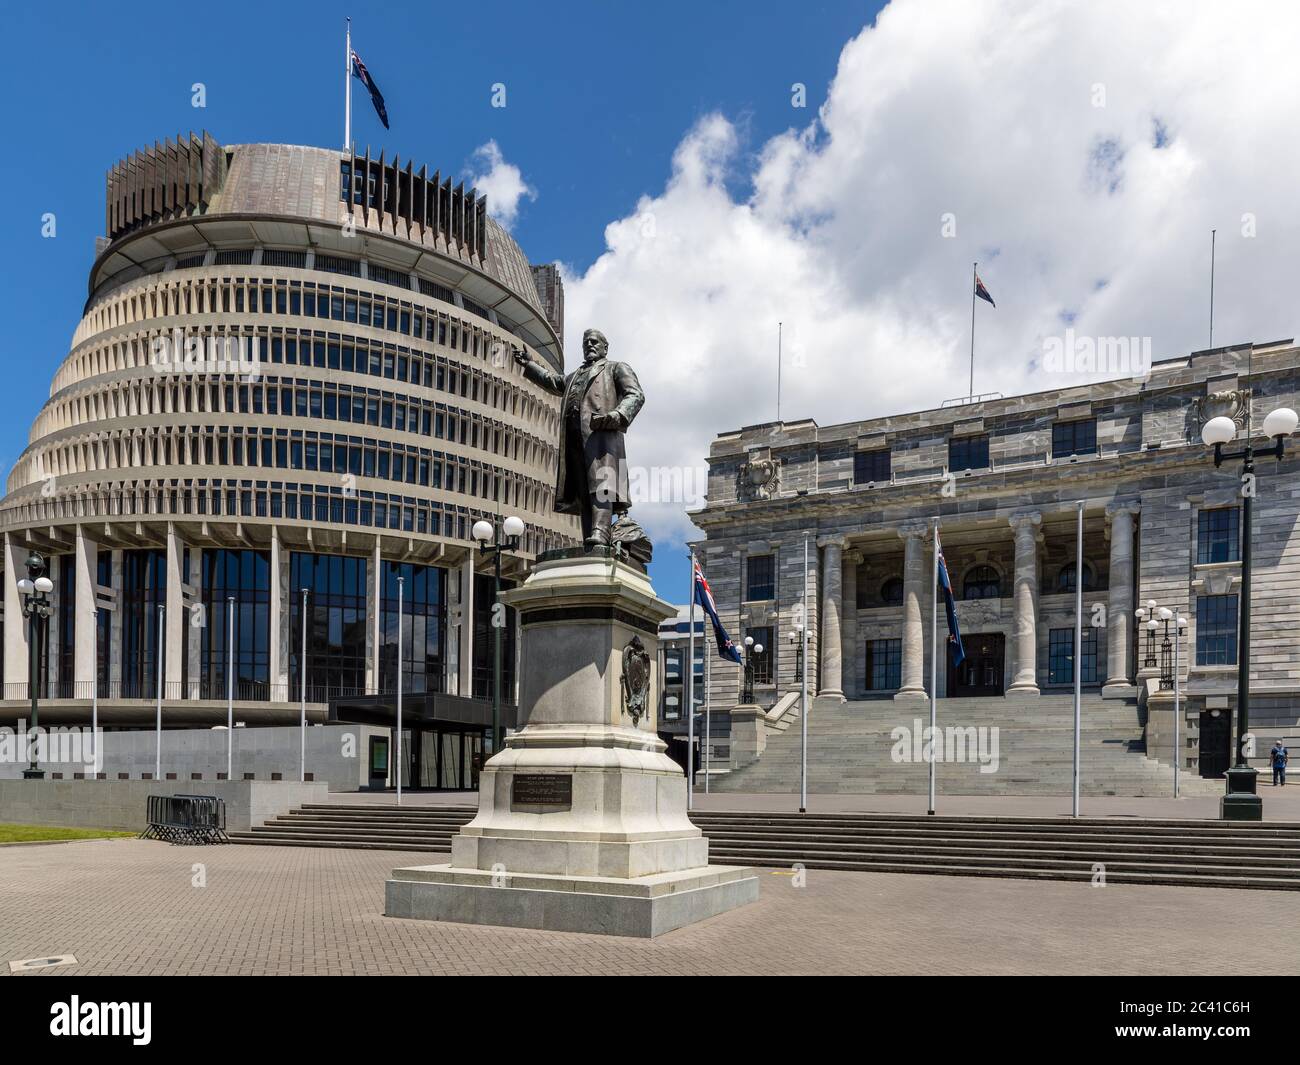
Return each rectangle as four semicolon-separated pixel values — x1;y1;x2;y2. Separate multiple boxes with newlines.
511;773;573;807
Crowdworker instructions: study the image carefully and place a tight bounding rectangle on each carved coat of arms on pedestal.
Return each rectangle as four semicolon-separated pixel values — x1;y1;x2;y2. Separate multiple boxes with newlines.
621;635;651;726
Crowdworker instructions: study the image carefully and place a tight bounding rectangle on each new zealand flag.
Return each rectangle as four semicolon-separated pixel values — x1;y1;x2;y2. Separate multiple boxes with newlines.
974;272;996;308
694;560;743;664
935;528;966;666
351;51;390;129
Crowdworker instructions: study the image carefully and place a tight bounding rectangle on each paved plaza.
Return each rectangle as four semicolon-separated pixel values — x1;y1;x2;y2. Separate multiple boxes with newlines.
0;837;1296;976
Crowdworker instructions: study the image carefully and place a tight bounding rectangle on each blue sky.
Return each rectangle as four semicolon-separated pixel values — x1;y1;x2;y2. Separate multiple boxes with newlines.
3;0;881;597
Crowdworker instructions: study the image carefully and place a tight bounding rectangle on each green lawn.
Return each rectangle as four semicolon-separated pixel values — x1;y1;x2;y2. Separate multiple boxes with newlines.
0;823;135;844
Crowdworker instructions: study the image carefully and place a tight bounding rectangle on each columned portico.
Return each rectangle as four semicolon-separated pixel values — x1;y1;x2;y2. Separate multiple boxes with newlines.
818;537;846;701
895;521;929;701
1103;501;1139;696
1007;511;1041;697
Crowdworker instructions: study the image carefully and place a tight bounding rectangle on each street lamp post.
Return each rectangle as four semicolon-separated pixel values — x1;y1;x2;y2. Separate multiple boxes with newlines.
788;622;804;683
17;552;54;779
740;634;765;705
1201;402;1298;820
472;514;525;756
1136;600;1188;797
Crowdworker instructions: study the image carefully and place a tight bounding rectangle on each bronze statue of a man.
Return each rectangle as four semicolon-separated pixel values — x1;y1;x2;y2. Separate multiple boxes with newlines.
514;329;644;548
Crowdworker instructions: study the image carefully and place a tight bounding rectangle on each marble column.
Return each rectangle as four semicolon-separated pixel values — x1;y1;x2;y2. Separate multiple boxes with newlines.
1103;501;1139;695
1008;511;1042;697
165;523;184;698
457;554;475;697
3;534;27;696
842;550;861;699
74;528;98;699
818;537;846;701
895;522;929;701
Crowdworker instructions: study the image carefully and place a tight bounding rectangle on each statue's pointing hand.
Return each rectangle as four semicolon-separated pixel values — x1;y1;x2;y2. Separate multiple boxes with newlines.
512;347;531;367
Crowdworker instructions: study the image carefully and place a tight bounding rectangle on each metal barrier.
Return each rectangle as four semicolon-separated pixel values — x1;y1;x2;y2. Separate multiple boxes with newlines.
140;794;229;845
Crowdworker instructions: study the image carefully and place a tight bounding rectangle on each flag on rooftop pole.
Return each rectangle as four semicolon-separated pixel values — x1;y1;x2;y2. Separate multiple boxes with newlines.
969;263;995;399
351;44;390;130
693;558;743;664
974;272;996;307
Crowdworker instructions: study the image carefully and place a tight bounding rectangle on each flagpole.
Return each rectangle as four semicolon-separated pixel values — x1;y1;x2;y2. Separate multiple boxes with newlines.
929;519;939;816
1209;229;1216;349
969;262;977;402
1073;500;1084;818
776;321;783;423
686;546;696;811
800;534;809;814
704;622;711;794
344;18;353;153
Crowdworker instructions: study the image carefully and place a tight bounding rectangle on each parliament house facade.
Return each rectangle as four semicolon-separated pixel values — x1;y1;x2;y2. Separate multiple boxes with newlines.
691;339;1300;785
0;133;579;787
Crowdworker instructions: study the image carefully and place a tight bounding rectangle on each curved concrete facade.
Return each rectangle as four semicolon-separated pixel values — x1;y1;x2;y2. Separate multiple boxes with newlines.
0;135;579;731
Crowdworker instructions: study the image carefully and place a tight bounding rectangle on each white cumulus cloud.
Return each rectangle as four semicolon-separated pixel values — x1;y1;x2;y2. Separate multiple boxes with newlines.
562;0;1300;552
467;140;537;229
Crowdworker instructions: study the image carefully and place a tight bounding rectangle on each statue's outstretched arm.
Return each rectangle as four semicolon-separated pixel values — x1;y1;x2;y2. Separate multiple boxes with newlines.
514;349;565;395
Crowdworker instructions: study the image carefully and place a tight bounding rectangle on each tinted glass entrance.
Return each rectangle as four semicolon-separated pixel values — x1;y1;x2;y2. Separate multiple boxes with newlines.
948;633;1005;697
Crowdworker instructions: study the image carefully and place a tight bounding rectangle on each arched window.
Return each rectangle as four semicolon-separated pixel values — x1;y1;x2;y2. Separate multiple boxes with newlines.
963;564;1001;600
880;577;904;605
1056;562;1095;592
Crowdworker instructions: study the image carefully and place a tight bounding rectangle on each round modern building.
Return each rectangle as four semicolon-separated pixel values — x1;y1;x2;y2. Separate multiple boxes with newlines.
0;133;578;786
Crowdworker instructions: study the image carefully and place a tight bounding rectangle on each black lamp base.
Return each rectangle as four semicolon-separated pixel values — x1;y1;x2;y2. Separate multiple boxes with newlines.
21;768;46;780
1220;765;1262;821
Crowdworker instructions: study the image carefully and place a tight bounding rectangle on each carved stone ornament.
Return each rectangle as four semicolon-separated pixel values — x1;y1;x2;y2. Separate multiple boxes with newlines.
1196;388;1251;430
738;457;780;500
621;634;652;727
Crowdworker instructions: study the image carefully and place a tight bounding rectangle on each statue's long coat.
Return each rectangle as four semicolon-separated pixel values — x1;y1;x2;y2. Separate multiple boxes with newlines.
523;357;645;515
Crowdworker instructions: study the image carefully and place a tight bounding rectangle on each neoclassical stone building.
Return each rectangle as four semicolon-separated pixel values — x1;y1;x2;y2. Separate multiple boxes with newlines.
0;133;579;787
691;339;1300;779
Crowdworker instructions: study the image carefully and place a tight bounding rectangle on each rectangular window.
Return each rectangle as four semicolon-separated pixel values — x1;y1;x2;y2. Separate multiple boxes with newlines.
1196;594;1238;666
1197;507;1240;564
949;435;990;472
1052;418;1097;458
853;448;891;484
746;554;776;601
1048;627;1097;684
746;626;774;685
865;639;902;691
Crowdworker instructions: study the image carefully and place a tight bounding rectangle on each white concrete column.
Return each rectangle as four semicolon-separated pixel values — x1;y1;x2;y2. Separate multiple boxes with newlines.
74;529;98;699
1008;510;1042;697
457;555;476;697
367;539;381;694
818;537;846;702
895;522;929;701
1103;501;1138;694
269;527;285;699
841;550;861;699
4;535;29;695
165;523;184;697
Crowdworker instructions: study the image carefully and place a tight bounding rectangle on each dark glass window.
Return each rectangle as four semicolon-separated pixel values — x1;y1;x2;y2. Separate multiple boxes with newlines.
1196;595;1238;666
200;550;271;700
1052;419;1097;458
472;572;517;702
96;551;112;698
1197;508;1240;564
746;554;776;601
121;549;167;699
880;577;904;605
853;449;891;484
290;553;369;700
963;565;1001;600
1048;627;1097;684
57;556;75;698
866;638;902;690
379;561;447;695
949;435;990;472
1056;562;1095;593
745;626;773;685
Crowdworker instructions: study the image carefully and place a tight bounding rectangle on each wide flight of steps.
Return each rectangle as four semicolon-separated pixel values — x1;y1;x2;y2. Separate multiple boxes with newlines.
228;803;1300;890
712;694;1220;797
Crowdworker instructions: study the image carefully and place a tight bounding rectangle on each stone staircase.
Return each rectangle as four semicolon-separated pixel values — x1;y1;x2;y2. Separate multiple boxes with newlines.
228;803;1300;890
714;694;1221;797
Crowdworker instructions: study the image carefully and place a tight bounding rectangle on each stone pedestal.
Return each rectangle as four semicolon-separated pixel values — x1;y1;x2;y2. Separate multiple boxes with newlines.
386;555;758;937
728;704;766;768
